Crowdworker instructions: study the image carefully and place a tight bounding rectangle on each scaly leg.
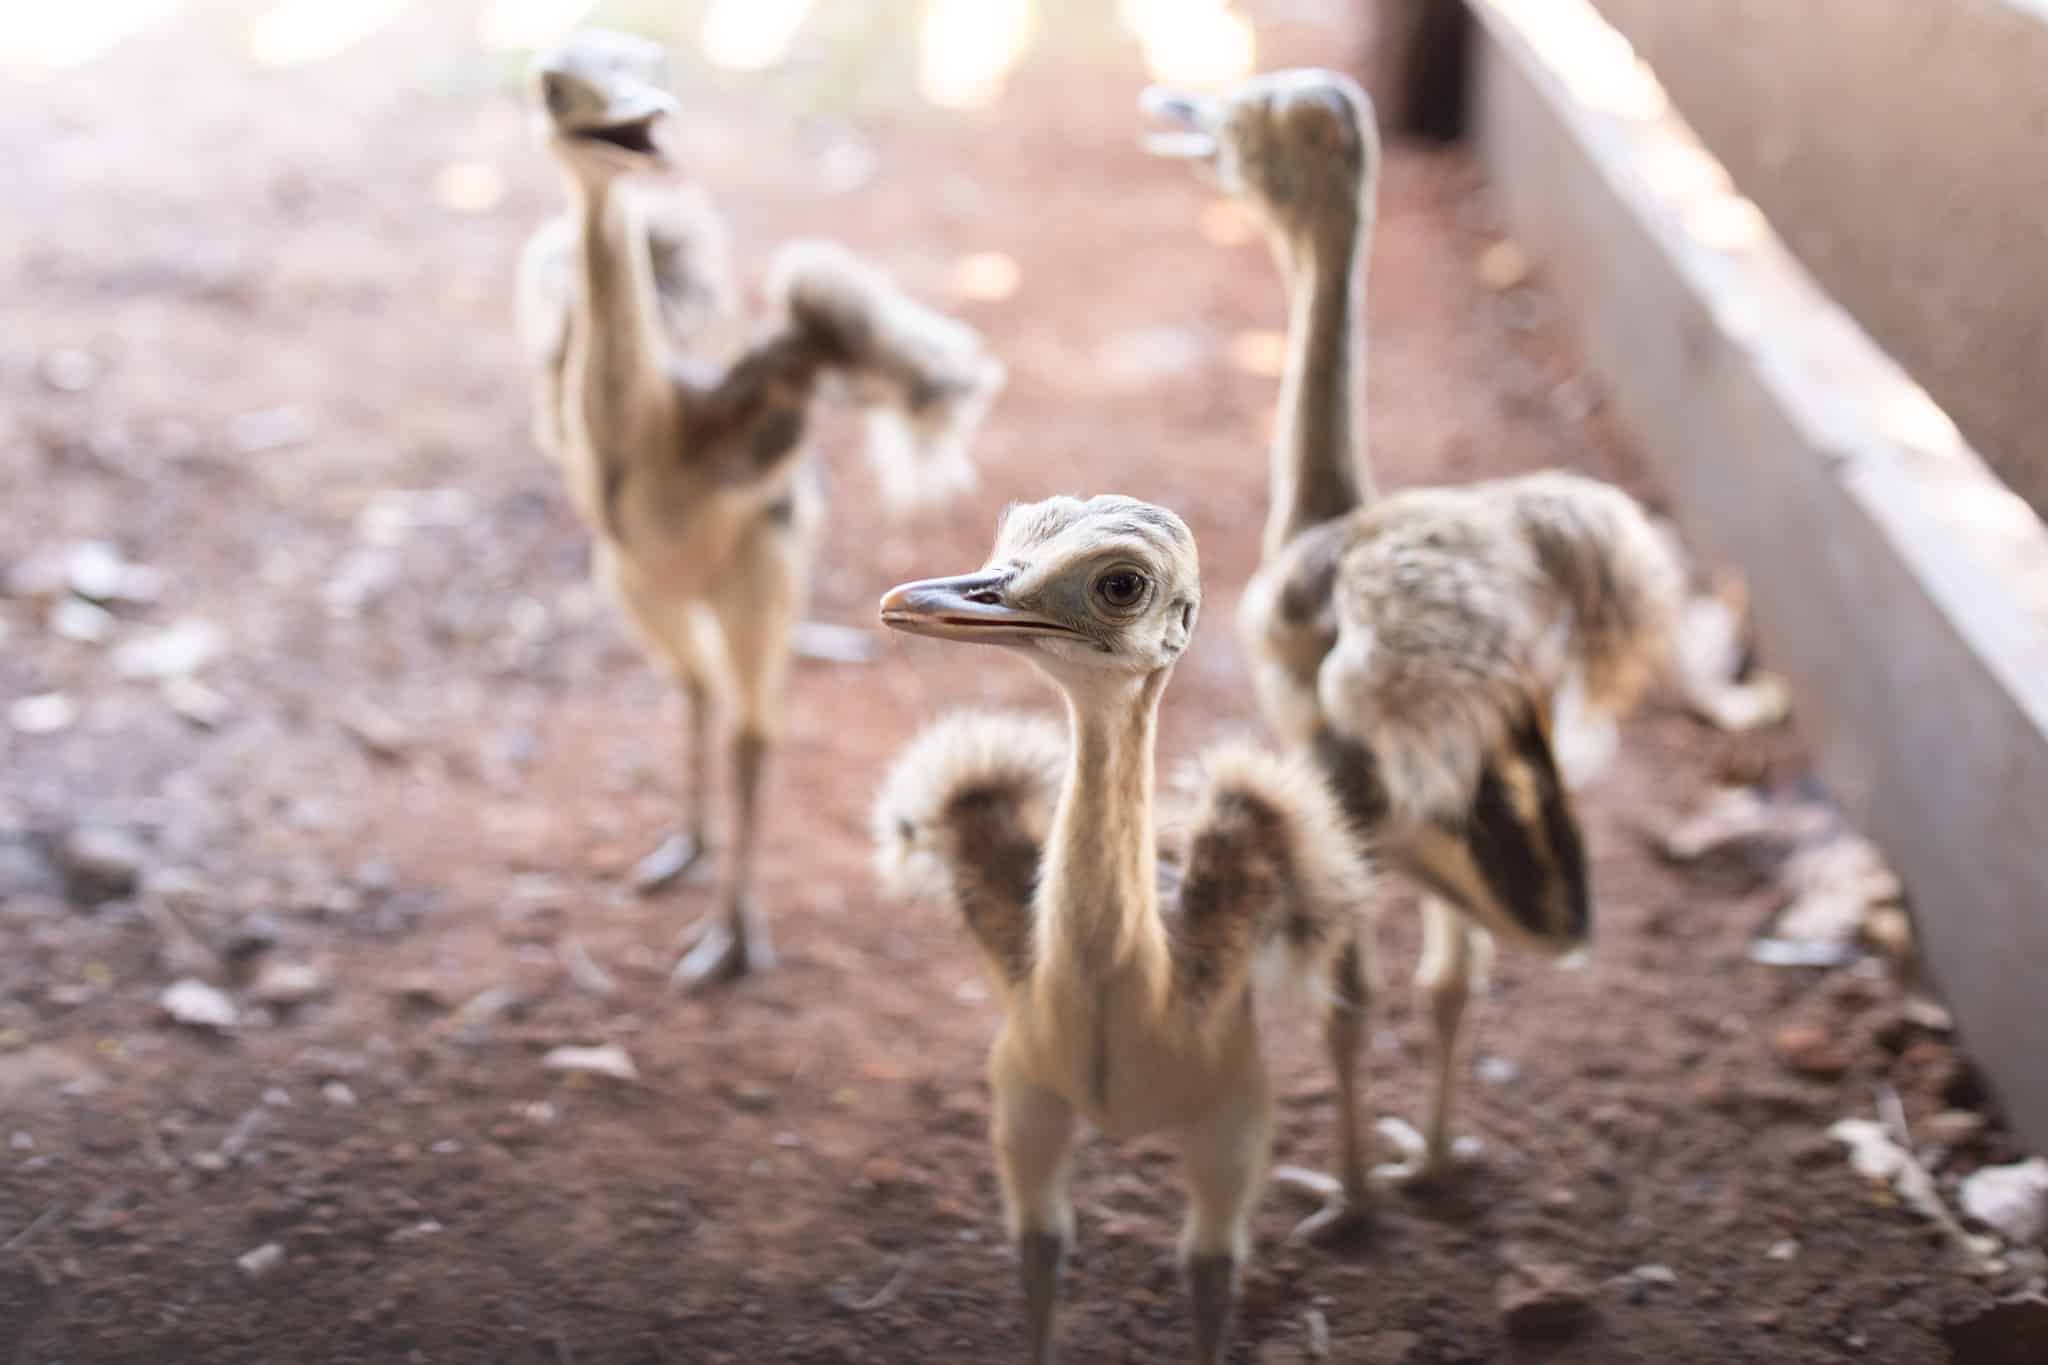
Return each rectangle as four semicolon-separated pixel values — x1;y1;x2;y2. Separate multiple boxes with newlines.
633;674;709;894
1180;1072;1272;1365
591;548;711;896
1377;897;1482;1186
672;726;773;988
1273;935;1373;1241
672;502;810;990
990;1048;1077;1365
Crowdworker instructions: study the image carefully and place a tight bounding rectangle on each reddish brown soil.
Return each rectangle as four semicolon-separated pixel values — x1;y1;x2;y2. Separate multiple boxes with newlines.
0;6;2024;1363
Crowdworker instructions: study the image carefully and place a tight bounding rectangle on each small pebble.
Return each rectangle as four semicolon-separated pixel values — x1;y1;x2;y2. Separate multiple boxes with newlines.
322;1081;358;1108
224;911;285;963
112;619;225;680
9;693;78;736
40;349;99;393
160;978;238;1031
1499;1259;1595;1340
59;826;146;905
50;598;117;644
237;1242;284;1278
1959;1158;2048;1246
162;676;231;728
63;541;125;601
540;1043;638;1082
229;406;312;455
250;960;327;1006
1477;1055;1519;1085
1477;240;1531;291
1773;1023;1851;1080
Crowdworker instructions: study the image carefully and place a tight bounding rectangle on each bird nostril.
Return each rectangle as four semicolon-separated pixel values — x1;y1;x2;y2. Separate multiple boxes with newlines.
967;590;1002;606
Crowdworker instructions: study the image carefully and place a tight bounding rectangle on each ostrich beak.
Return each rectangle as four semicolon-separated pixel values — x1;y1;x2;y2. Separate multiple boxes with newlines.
879;573;1079;646
1140;85;1222;160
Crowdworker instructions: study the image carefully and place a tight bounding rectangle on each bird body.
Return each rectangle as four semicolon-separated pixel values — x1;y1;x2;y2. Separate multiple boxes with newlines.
523;29;1002;986
875;497;1375;1363
1146;69;1690;1179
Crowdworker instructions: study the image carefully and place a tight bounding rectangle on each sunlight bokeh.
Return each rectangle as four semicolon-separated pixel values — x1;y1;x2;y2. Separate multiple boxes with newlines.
1199;200;1259;247
1496;0;1667;120
951;251;1022;301
0;0;180;69
1228;329;1288;378
475;0;596;51
918;0;1034;110
1119;0;1255;90
435;160;507;214
248;0;406;67
1684;195;1768;252
699;0;816;72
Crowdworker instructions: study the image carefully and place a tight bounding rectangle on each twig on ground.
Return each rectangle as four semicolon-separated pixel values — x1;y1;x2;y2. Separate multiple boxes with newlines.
834;1253;921;1312
558;936;619;997
2;1203;63;1253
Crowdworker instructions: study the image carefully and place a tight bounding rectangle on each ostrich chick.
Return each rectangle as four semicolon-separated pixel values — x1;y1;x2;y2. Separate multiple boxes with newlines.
1145;71;1695;1184
521;30;1003;988
874;497;1376;1364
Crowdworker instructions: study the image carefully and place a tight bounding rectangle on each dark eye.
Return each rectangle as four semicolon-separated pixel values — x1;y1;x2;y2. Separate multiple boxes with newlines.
542;74;571;114
1096;571;1146;609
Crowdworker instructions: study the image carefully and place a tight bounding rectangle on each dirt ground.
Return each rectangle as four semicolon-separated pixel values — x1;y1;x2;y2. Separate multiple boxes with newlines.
0;5;2034;1363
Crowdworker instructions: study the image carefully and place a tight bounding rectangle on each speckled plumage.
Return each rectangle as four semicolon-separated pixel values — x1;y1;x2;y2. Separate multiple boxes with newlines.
873;713;1375;1039
871;497;1380;1363
519;29;1002;989
1254;471;1683;832
1150;67;1694;1185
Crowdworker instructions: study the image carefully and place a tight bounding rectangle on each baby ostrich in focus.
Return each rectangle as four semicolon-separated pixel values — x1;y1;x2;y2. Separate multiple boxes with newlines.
519;30;1001;987
1144;72;1760;1187
874;496;1376;1364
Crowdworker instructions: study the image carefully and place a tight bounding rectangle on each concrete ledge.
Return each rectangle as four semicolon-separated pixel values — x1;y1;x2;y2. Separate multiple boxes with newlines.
1466;0;2048;1145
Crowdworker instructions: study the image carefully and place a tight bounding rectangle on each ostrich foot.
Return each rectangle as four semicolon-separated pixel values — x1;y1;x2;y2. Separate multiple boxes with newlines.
1271;1167;1373;1244
1370;1117;1483;1189
632;832;703;895
669;905;772;992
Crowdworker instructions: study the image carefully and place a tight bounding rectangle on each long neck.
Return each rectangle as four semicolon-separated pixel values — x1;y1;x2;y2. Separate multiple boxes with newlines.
1037;672;1173;992
1264;201;1373;560
563;173;674;429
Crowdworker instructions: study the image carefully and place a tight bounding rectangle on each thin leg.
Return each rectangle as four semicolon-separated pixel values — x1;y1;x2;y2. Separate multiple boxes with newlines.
1179;1073;1271;1365
672;727;773;989
990;1049;1077;1365
671;500;811;991
593;549;713;897
1273;935;1373;1242
634;676;709;894
1377;897;1480;1186
1188;1253;1236;1365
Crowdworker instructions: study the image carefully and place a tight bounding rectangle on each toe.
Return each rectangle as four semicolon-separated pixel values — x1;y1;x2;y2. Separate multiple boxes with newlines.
670;924;752;992
1289;1200;1372;1246
1271;1166;1344;1201
633;833;703;894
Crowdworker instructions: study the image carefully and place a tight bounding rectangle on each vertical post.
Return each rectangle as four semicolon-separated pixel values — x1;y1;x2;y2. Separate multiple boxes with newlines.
1362;0;1473;140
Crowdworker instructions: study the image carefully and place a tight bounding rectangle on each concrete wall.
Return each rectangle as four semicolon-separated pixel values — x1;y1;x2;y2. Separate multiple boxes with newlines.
1467;0;2048;1150
1585;0;2048;519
